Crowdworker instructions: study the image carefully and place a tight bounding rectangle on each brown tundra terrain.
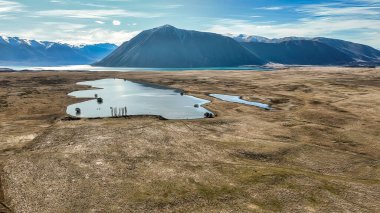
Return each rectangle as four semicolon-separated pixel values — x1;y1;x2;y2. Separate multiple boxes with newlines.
0;67;379;212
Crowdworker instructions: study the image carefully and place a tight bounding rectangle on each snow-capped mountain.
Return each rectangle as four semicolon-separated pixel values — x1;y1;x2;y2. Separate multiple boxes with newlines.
0;36;117;66
227;34;311;43
226;34;271;43
1;28;379;67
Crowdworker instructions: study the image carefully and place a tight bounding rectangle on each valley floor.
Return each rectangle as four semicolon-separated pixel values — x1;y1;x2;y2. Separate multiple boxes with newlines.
0;67;379;212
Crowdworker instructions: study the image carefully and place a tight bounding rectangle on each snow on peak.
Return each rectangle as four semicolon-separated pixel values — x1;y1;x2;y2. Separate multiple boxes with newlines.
0;35;10;43
21;38;32;45
0;36;85;49
0;36;43;46
226;34;271;43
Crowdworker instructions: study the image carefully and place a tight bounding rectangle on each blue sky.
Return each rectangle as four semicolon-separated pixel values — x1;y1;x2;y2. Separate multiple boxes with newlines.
0;0;379;48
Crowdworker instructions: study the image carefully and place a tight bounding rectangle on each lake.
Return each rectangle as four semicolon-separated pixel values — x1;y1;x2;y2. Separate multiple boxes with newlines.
2;65;272;72
67;79;213;120
209;94;271;110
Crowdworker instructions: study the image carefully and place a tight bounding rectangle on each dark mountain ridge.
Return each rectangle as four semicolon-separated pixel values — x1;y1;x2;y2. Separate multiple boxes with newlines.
230;34;380;66
313;37;380;63
94;25;264;68
1;26;379;67
241;40;355;65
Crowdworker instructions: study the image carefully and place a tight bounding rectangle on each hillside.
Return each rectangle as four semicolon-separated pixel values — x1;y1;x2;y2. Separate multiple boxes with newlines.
95;25;264;68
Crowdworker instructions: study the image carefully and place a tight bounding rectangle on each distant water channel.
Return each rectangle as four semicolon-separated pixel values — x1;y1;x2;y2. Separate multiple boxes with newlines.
67;79;213;120
209;94;271;110
3;65;272;72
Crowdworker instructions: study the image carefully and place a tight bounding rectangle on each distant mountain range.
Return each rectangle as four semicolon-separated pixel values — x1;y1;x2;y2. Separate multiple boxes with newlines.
94;25;263;68
1;26;380;67
228;34;313;43
0;36;117;66
241;40;354;66
229;34;380;66
96;26;379;67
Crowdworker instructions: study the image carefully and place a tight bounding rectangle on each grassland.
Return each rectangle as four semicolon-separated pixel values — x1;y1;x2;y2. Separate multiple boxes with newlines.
0;67;379;212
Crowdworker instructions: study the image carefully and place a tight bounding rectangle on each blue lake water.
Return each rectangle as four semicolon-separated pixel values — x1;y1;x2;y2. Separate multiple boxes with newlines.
67;79;213;120
209;94;271;110
3;65;271;72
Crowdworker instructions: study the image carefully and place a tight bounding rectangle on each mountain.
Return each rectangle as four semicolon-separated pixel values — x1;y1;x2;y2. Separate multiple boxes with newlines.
0;36;117;66
2;28;379;67
94;25;264;68
312;37;380;63
230;34;380;66
78;43;118;62
229;34;310;43
242;40;354;65
227;34;272;43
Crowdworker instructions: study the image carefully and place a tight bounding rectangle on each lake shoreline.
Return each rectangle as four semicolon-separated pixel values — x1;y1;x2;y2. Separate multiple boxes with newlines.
0;65;273;72
67;78;213;120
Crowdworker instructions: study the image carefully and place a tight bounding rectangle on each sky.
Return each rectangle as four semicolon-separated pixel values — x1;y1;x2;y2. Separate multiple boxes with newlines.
0;0;379;48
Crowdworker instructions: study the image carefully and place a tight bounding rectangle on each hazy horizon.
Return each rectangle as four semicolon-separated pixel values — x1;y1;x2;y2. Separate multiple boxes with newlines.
0;0;379;48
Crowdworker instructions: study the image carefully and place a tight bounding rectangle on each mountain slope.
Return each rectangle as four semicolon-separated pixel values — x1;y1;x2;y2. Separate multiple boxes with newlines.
313;37;380;63
95;25;264;68
230;34;380;65
242;40;354;65
0;36;117;66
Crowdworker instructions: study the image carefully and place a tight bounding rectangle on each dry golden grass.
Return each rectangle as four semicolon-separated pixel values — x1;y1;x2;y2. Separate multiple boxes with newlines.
0;67;379;212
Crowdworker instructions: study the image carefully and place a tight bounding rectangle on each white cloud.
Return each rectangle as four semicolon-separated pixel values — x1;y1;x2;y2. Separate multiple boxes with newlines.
207;1;380;48
208;18;380;37
0;0;24;13
257;6;284;10
207;17;380;48
1;25;140;45
42;22;87;31
71;28;140;45
50;0;65;4
165;4;184;9
35;9;163;19
112;20;121;26
81;3;109;8
298;3;380;16
356;0;380;4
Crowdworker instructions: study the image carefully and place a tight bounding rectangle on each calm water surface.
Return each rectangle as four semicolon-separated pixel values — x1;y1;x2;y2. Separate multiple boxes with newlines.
209;94;271;110
4;65;271;72
67;79;213;119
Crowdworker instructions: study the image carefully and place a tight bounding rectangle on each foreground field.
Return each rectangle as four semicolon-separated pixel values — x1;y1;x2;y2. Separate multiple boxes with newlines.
0;67;379;212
